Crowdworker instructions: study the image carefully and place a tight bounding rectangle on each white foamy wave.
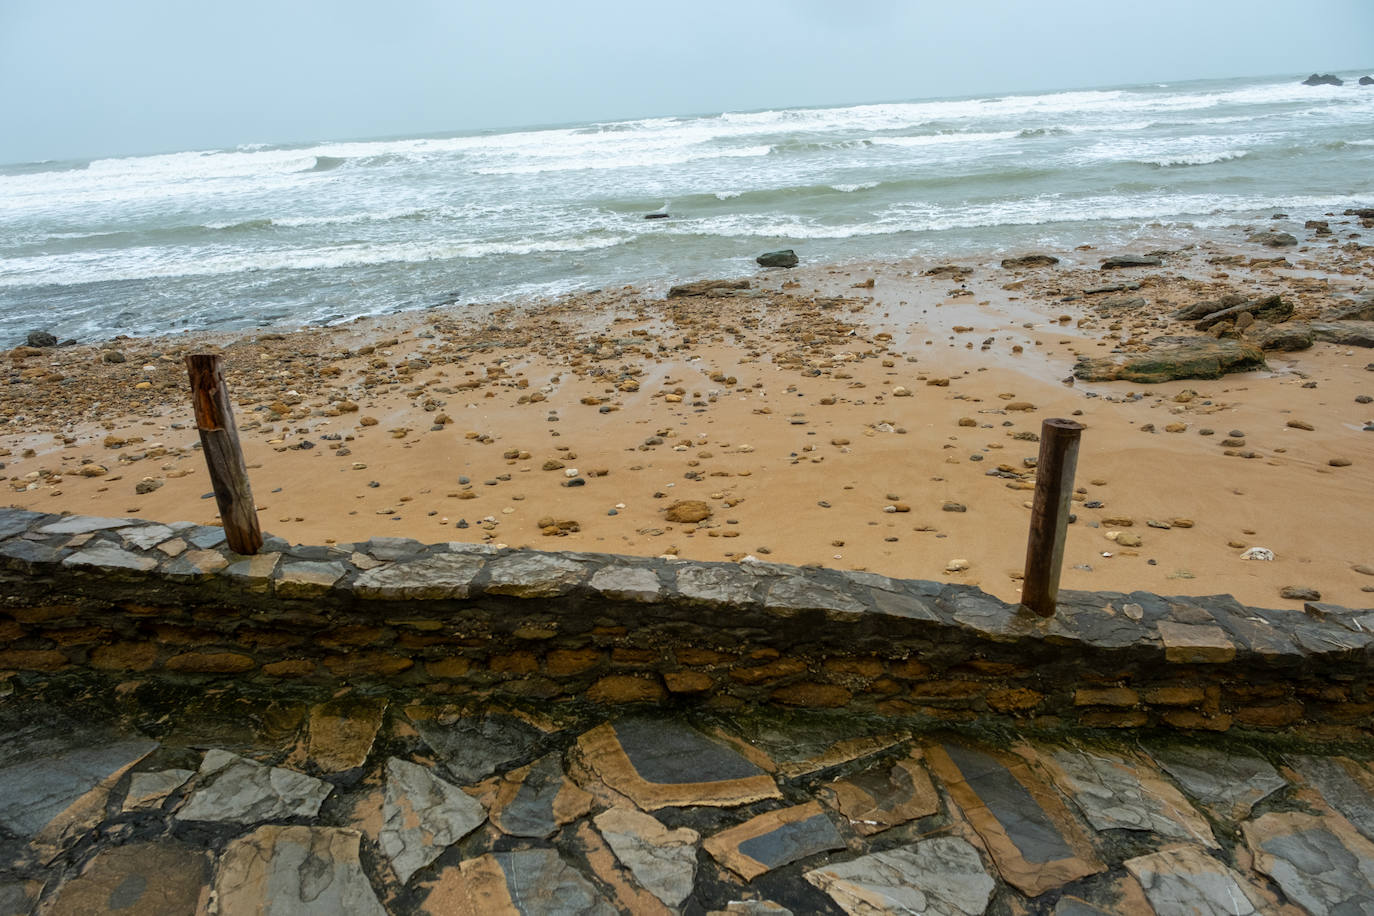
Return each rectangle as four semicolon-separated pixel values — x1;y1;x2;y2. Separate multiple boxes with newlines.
869;130;1020;148
831;182;880;192
474;144;771;175
0;234;630;288
714;190;744;200
1149;150;1250;167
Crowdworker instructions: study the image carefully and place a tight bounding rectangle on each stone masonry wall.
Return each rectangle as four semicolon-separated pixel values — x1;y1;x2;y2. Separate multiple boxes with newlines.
1;508;1372;739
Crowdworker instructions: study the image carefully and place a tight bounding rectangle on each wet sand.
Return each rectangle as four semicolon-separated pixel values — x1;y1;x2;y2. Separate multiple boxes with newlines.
4;222;1373;608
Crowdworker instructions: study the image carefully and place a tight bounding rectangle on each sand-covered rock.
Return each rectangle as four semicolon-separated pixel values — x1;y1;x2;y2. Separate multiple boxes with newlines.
1074;336;1265;383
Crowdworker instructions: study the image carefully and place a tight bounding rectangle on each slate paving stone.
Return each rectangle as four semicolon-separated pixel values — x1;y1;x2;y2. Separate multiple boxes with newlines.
352;552;486;599
1125;843;1276;915
924;742;1103;897
1290;755;1374;842
720;718;908;778
176;749;333;824
1143;743;1287;821
1051;873;1155;916
61;543;158;572
34;516;135;535
704;801;846;882
121;768;194;812
0;736;156;837
576;718;781;810
380;757;487;884
1042;746;1216;846
213;825;386;916
0;508;43;540
803;836;996;916
439;848;617;915
1243;811;1374;915
593;806;700;908
818;751;939;836
42;840;210;916
481;752;594;838
0;881;37;916
413;711;546;784
305;696;386;774
571;820;676;916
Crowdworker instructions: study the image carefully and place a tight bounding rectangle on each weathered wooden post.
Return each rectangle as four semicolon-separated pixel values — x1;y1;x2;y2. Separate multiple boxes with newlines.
186;353;262;555
1020;418;1085;617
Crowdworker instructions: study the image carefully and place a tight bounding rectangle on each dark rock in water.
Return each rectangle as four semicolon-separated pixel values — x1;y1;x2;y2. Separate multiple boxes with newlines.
1100;255;1162;270
756;249;799;268
1247;230;1298;248
1246;322;1314;352
643;212;669;220
1302;73;1344;86
1309;321;1374;348
667;279;751;298
1345;208;1374;218
1361;76;1374;86
25;330;57;348
1000;254;1059;269
1073;336;1266;383
1195;294;1292;330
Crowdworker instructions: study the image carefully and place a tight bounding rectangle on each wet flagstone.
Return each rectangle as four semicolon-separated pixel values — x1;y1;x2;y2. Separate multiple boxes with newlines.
304;696;387;774
1243;811;1374;915
380;757;486;884
704;801;846;882
1288;755;1374;842
925;742;1103;897
41;841;209;916
818;751;939;836
576;718;781;810
480;752;595;838
804;836;995;916
443;848;616;915
412;710;547;784
120;768;194;812
1143;743;1287;821
176;749;333;824
1124;843;1277;915
212;825;386;915
593;807;700;908
0;736;156;838
718;717;908;778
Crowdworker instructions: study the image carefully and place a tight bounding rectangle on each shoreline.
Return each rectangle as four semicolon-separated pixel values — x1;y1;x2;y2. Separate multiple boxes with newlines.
3;219;1373;609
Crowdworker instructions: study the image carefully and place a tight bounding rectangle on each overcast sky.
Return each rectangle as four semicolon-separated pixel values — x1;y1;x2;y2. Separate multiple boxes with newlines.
1;0;1371;164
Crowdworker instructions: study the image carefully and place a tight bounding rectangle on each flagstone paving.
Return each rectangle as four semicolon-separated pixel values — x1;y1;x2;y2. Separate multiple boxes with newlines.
2;680;1374;914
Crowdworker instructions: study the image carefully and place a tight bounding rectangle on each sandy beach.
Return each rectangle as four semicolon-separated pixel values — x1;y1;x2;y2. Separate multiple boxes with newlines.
4;221;1373;609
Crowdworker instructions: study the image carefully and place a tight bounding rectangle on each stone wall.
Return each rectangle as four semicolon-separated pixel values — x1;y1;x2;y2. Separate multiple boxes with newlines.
1;508;1372;738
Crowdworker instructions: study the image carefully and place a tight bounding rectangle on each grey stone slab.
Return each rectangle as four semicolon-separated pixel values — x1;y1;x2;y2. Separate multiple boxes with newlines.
490;753;568;838
941;743;1073;864
60;544;158;572
1126;844;1267;916
1245;812;1374;916
1048;599;1158;649
613;717;763;784
0;539;59;564
0;508;43;540
119;523;175;551
736;809;844;873
122;768;195;812
0;737;157;836
588;565;662;602
222;551;280;588
805;837;995;916
0;881;35;916
764;575;866;617
593;807;699;908
274;559;346;597
1291;756;1374;842
213;825;385;916
866;585;942;621
176;749;332;824
35;516;135;535
943;588;1029;640
493;848;616;916
161;549;230;579
353;552;486;599
364;536;426;560
381;758;486;884
1047;748;1215;845
1144;743;1286;821
182;526;227;549
675;563;759;605
483;553;586;597
42;840;210;916
414;713;544;784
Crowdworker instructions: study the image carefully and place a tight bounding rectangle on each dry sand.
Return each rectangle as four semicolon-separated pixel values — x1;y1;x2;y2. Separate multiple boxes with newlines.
4;224;1373;609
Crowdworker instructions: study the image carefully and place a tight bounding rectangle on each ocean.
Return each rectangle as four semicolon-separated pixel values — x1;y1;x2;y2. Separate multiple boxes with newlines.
1;71;1371;344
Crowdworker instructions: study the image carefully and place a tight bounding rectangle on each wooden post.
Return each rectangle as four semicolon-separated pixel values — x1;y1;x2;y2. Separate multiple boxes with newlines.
1021;418;1085;617
186;354;262;555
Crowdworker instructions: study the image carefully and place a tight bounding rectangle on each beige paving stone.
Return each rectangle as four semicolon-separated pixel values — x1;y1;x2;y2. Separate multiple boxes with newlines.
306;696;387;773
704;801;845;881
43;841;210;916
819;750;939;835
1156;621;1236;663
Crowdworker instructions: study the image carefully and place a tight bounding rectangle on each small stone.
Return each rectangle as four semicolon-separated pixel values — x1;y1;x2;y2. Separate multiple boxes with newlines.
1280;585;1321;601
941;501;967;513
1286;419;1314;431
946;558;970;572
663;500;711;523
1330;457;1353;467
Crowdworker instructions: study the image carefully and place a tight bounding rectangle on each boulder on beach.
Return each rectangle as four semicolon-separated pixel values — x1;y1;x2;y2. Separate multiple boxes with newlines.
1247;230;1298;248
1100;255;1162;270
1327;297;1374;322
999;254;1059;269
1073;336;1266;383
666;279;751;298
1245;322;1314;352
1309;321;1374;348
1194;294;1292;330
1170;294;1247;322
756;249;799;268
26;329;57;348
1361;76;1374;86
1301;73;1344;86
